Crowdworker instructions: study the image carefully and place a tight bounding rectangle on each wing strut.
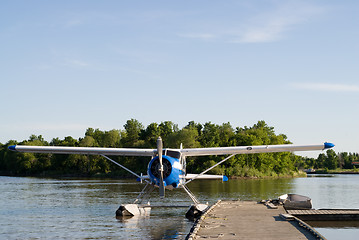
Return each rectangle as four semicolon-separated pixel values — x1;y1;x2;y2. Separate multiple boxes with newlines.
181;185;200;204
101;154;150;184
184;154;236;186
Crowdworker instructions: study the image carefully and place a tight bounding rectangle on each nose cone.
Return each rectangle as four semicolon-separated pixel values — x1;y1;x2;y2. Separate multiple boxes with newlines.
324;142;335;149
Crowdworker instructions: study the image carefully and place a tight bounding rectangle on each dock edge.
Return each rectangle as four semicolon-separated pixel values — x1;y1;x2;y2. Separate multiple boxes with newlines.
291;215;326;240
186;200;222;240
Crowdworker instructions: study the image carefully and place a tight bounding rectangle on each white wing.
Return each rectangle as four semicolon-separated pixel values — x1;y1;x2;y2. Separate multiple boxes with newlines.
9;145;156;156
9;142;334;157
180;143;334;157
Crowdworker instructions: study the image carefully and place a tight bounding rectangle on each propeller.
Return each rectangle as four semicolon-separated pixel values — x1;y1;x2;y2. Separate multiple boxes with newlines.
157;137;165;198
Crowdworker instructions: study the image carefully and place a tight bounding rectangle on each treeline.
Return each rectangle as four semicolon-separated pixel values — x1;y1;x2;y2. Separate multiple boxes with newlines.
295;151;359;171
0;119;357;177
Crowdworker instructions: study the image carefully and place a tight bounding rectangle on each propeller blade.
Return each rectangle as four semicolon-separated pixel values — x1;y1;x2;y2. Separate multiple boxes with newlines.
157;137;165;198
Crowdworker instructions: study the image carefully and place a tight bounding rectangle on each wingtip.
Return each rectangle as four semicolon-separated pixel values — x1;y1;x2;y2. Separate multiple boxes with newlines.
324;142;335;149
8;145;16;151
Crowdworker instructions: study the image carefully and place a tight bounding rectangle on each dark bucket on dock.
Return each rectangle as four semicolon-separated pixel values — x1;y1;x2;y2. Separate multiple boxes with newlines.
279;194;312;210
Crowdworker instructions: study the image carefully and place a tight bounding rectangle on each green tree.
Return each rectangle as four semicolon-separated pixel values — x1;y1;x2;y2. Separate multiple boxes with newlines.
186;121;202;137
122;119;144;147
102;129;121;147
167;127;200;149
200;122;220;147
218;122;236;147
141;123;161;147
316;153;326;169
159;121;175;139
339;152;349;169
325;149;338;170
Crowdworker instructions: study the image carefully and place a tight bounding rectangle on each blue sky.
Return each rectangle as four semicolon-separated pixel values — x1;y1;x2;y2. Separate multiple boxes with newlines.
1;0;358;157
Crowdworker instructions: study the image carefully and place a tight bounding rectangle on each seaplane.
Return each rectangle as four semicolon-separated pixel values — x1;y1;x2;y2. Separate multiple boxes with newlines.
8;138;334;219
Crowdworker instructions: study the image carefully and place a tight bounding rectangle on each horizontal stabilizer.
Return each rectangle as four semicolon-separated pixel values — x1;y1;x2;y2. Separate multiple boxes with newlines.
185;174;228;181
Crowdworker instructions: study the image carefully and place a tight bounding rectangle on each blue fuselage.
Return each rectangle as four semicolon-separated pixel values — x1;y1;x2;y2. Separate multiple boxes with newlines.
147;155;184;189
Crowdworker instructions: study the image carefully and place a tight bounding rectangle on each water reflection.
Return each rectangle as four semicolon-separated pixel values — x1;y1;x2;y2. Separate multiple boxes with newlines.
189;178;295;202
0;176;194;239
308;221;359;229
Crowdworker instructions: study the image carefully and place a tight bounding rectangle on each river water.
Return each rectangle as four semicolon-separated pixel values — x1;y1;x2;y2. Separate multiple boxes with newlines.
1;174;359;239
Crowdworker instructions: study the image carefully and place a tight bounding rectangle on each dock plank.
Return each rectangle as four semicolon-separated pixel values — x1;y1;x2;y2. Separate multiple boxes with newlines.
287;209;359;221
192;201;320;240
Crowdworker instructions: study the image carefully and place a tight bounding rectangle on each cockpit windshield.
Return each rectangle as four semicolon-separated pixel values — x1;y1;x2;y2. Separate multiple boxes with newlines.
163;149;181;159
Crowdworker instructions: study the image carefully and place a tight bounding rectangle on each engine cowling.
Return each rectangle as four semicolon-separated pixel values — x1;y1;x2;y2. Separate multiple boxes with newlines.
148;155;182;189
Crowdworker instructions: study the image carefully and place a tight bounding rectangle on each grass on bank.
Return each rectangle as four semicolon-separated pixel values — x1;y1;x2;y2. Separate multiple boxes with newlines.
313;167;359;174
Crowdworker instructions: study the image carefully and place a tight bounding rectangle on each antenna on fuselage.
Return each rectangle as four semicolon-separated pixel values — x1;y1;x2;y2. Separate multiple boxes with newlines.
157;137;165;198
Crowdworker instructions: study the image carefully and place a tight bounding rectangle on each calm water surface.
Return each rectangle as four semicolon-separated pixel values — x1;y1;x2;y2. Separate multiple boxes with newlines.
1;174;359;239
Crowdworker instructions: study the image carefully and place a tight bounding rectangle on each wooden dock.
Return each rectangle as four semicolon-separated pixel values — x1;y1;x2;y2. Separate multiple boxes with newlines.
186;200;324;240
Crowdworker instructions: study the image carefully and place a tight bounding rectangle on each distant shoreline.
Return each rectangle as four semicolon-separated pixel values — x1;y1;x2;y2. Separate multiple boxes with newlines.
307;170;359;175
4;170;359;179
